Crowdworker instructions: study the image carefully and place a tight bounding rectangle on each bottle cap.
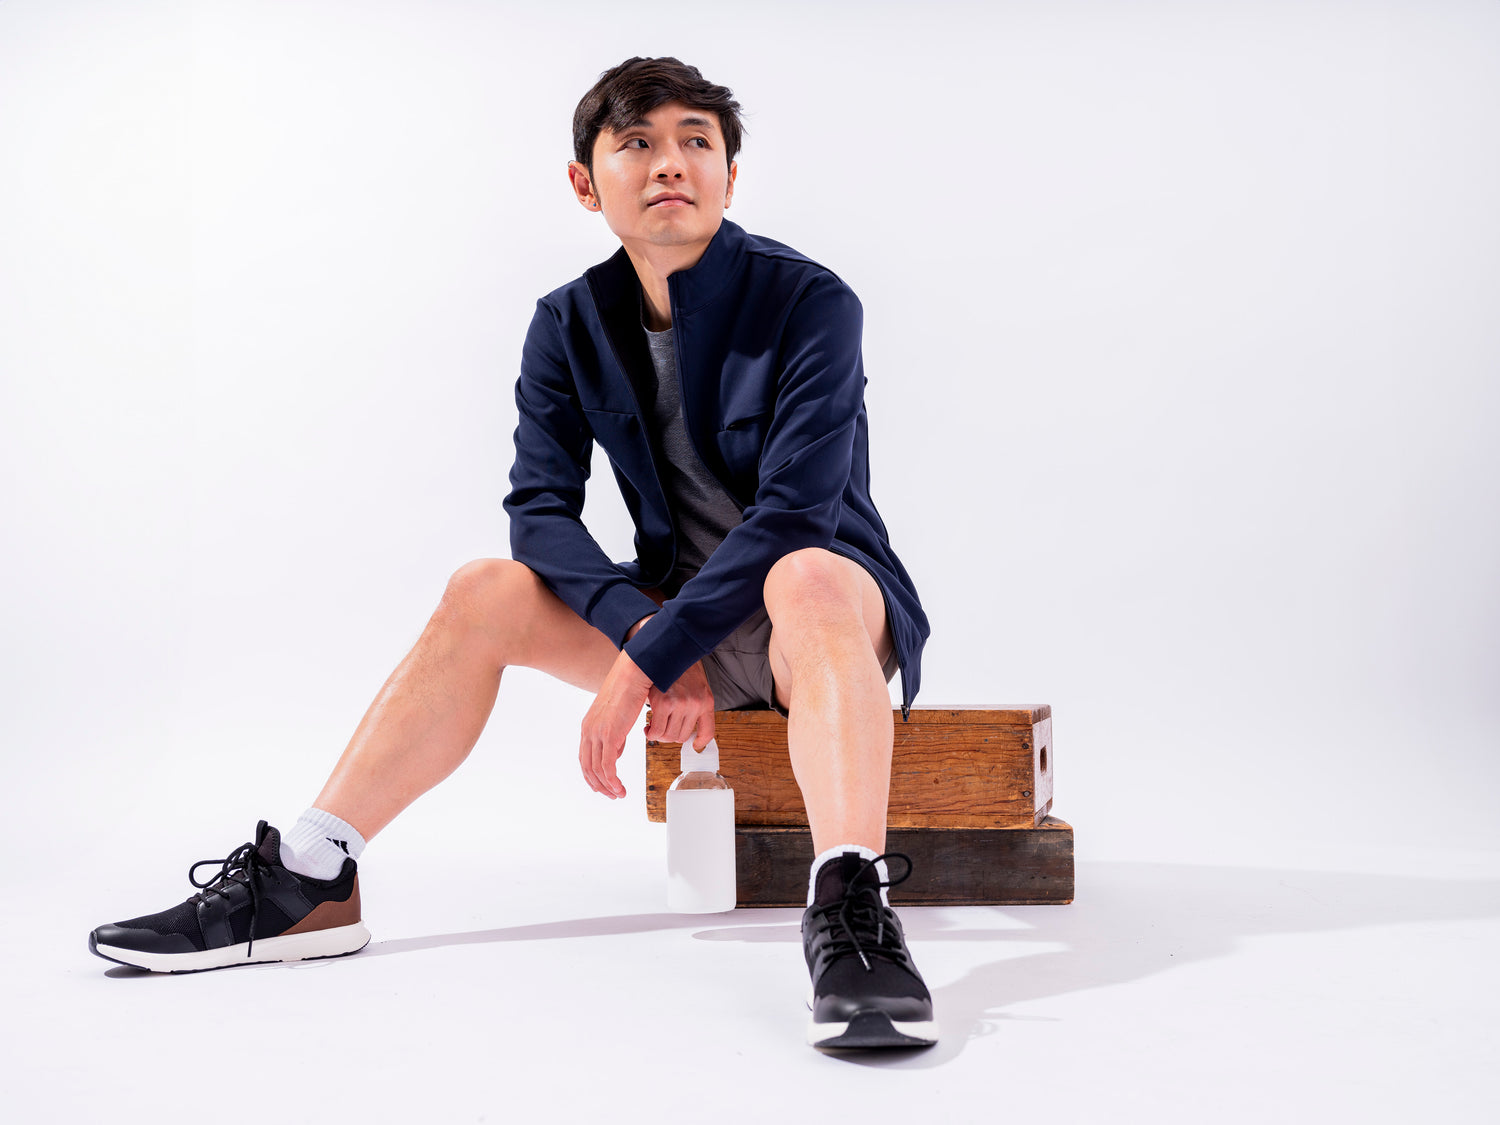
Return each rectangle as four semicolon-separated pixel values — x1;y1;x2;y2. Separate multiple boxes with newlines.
680;732;719;774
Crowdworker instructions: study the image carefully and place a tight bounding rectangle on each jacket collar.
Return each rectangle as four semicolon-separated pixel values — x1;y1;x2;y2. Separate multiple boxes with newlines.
584;217;750;329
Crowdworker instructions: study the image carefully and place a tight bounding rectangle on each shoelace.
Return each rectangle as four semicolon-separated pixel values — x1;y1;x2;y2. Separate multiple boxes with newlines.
809;852;914;973
188;841;269;958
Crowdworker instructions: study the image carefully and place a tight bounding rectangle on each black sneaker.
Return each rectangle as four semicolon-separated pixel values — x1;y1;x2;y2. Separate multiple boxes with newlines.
801;851;938;1048
89;820;369;973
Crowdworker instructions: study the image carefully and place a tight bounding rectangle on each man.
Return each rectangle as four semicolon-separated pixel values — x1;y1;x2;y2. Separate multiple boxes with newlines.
89;57;935;1051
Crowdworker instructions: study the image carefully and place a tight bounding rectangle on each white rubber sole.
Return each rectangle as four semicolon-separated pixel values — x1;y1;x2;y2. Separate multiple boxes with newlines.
807;1014;940;1047
93;922;371;973
805;986;939;1047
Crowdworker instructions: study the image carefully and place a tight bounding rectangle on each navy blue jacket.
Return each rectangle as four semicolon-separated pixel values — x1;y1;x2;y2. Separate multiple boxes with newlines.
504;218;928;717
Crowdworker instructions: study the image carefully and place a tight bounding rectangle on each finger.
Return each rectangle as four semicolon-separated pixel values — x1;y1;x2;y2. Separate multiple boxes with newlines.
665;711;693;748
648;702;674;745
580;730;608;796
698;708;716;746
599;740;625;798
613;739;628;797
580;746;601;795
655;707;679;746
590;726;624;798
590;740;610;797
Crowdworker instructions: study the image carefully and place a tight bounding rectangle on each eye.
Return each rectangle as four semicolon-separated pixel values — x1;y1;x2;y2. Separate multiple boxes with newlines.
625;138;648;149
690;137;709;148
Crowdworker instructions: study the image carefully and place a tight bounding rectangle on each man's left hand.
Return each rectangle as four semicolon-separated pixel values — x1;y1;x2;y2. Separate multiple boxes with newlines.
644;662;716;749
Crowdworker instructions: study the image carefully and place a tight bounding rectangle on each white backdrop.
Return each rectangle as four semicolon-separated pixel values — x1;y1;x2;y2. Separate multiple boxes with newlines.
2;0;1497;867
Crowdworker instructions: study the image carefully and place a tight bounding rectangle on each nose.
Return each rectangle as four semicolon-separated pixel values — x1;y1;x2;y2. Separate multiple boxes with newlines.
651;147;685;180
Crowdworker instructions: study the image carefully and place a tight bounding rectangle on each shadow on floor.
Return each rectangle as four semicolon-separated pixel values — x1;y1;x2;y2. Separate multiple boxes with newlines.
356;911;707;956
692;860;1500;1068
100;914;709;979
100;860;1500;1071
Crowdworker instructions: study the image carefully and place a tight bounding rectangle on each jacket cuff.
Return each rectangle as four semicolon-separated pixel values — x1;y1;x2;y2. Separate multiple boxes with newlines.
624;611;702;693
588;582;663;650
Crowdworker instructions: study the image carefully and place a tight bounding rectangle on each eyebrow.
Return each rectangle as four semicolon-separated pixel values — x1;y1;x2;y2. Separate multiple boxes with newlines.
619;115;719;133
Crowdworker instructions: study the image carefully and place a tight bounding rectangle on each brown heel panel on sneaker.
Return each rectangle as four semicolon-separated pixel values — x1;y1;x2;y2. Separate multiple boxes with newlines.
285;874;361;935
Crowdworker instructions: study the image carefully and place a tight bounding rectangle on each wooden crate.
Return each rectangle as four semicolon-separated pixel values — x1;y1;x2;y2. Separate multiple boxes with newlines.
732;818;1075;907
645;705;1054;829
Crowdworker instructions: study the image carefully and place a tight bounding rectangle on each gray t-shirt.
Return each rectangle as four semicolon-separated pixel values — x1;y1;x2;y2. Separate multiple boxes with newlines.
642;317;744;594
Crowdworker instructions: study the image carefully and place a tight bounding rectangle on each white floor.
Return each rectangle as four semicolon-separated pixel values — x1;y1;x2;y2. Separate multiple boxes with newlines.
2;0;1497;1117
5;0;1500;1117
10;804;1498;1124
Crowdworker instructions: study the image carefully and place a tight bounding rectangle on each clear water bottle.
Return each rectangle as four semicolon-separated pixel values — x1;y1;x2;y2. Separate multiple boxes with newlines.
666;734;737;913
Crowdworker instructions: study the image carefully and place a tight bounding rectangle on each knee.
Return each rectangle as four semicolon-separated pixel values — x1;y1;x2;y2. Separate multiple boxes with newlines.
439;558;540;625
763;548;858;622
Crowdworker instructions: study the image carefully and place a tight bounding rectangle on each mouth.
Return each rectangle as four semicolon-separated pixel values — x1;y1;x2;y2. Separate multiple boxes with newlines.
648;193;693;207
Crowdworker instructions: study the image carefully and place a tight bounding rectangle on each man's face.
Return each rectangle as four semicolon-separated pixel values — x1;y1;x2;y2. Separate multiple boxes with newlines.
572;100;737;252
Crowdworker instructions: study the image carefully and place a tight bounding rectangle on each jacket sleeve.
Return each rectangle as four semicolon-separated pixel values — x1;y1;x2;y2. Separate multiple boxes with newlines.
624;273;866;691
504;299;661;648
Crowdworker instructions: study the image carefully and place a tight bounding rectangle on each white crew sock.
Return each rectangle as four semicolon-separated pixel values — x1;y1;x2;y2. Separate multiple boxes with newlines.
808;843;890;907
281;807;367;880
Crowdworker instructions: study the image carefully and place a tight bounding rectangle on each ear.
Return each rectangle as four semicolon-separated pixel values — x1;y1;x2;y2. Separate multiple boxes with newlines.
726;160;738;207
567;160;600;210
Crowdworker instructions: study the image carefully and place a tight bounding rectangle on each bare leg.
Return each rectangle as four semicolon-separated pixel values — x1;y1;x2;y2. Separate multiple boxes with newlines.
312;559;621;840
764;549;895;855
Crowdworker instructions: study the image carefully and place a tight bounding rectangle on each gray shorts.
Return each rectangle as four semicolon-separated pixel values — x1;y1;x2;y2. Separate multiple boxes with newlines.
700;602;900;717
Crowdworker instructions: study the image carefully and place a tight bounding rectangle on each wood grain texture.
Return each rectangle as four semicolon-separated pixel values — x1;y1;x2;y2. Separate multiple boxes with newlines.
728;818;1075;907
644;707;1054;829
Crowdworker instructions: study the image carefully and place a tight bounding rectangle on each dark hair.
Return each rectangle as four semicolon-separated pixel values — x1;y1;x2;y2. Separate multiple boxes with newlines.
573;56;745;177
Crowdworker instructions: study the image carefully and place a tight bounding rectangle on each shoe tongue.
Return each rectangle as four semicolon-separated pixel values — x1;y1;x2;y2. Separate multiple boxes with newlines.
254;820;282;865
814;851;881;907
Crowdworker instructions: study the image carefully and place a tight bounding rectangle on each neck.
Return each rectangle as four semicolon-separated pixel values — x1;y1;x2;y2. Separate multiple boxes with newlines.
620;232;716;332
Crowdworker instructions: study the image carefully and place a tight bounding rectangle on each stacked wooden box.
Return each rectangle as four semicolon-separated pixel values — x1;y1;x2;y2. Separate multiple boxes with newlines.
644;705;1073;906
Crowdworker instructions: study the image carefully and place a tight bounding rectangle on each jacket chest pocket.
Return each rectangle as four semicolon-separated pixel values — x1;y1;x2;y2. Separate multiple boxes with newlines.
714;413;771;484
